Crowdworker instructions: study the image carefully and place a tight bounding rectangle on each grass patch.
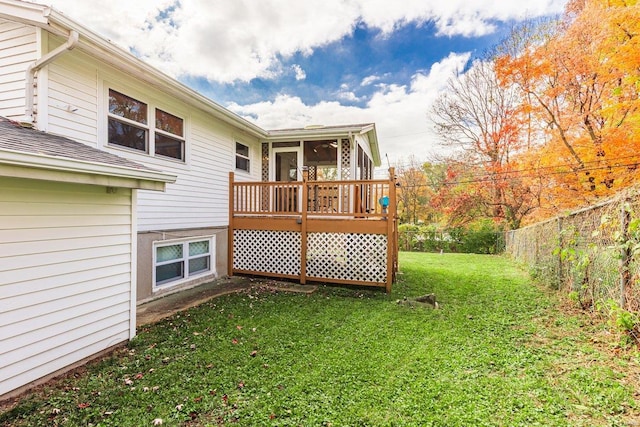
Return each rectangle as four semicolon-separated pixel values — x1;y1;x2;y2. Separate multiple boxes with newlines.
2;253;638;426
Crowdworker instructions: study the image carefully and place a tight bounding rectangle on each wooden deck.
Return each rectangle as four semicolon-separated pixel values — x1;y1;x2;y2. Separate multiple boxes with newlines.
228;169;399;291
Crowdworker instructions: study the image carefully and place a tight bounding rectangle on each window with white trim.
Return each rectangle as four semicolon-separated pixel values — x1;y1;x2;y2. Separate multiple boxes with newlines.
235;142;250;173
107;89;185;161
155;109;185;160
108;89;148;153
154;237;213;288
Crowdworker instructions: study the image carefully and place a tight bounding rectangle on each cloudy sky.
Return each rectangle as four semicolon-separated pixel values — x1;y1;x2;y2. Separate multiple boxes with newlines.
44;0;567;165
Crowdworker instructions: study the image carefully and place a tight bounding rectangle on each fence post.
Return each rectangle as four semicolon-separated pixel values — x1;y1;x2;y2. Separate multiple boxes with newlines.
619;198;631;309
557;217;563;288
386;167;397;292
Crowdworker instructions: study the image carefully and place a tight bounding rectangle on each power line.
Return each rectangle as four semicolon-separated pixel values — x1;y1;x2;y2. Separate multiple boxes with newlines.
400;160;640;188
394;153;640;181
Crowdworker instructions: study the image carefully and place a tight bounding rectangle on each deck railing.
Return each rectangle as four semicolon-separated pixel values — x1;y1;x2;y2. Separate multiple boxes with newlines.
231;178;393;218
228;169;399;291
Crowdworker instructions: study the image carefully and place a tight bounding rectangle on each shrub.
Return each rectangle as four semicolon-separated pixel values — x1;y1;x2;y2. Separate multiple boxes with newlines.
397;221;504;254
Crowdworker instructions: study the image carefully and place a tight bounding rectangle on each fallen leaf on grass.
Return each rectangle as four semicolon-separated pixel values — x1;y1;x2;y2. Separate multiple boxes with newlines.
250;350;258;357
231;338;239;345
152;418;163;425
77;402;90;409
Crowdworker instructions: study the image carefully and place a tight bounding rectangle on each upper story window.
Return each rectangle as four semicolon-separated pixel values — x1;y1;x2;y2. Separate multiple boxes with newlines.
108;90;148;152
235;142;250;173
107;89;185;161
155;109;185;160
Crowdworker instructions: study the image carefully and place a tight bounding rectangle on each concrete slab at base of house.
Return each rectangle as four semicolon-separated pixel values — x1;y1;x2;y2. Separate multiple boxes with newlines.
137;276;318;326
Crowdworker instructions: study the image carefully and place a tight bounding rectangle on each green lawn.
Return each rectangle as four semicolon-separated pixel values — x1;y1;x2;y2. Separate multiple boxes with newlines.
2;253;638;426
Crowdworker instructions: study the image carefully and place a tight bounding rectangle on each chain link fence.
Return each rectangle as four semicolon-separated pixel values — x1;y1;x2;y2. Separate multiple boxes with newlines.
506;191;640;312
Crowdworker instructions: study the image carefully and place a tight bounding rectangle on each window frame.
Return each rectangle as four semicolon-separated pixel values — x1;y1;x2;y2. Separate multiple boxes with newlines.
107;89;149;154
106;87;186;162
235;141;251;173
153;236;215;290
154;108;185;161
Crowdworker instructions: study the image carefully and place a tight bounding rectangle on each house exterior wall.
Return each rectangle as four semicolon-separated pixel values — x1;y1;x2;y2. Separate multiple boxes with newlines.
38;34;262;234
0;27;264;301
0;176;135;397
0;19;37;120
136;227;228;302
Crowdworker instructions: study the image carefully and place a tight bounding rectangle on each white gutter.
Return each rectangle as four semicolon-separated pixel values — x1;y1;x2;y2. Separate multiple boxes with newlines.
23;30;79;126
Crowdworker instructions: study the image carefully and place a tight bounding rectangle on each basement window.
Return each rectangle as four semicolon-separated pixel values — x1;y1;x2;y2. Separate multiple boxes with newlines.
154;237;214;288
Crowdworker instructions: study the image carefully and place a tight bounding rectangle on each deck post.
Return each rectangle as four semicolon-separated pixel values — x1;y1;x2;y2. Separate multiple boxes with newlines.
228;172;234;278
386;167;396;293
300;168;309;284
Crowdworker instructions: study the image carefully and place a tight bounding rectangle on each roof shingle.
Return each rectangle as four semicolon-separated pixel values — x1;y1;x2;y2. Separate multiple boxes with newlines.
0;116;158;172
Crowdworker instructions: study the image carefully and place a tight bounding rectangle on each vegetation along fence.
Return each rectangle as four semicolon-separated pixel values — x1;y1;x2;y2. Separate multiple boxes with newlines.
505;190;640;312
398;221;505;255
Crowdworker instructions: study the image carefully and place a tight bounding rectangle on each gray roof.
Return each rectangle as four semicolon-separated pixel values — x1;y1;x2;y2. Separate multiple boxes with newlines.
0;116;158;172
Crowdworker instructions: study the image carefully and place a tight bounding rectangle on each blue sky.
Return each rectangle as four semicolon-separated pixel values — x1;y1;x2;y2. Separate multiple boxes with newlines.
48;0;568;164
193;22;506;109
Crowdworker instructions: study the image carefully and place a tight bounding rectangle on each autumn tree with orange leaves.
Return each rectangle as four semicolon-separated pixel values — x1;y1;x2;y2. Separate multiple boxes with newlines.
431;59;539;228
496;0;640;214
426;0;640;228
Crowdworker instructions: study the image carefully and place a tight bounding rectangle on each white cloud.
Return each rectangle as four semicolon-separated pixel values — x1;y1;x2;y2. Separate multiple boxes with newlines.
41;0;566;163
361;75;381;86
46;0;567;83
336;91;363;102
291;64;306;81
229;52;472;163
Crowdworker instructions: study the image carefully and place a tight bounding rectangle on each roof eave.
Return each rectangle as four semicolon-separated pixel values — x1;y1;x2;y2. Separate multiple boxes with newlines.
0;147;177;190
363;125;382;167
266;124;373;140
267;124;382;166
0;0;50;28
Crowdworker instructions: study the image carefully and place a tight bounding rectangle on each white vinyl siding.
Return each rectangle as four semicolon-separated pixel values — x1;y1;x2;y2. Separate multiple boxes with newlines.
43;51;263;231
0;20;37;119
46;53;99;147
6;29;263;231
135;115;261;230
0;177;134;396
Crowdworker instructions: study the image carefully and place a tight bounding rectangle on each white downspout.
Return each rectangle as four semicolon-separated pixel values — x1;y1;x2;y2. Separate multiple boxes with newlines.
23;30;79;127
